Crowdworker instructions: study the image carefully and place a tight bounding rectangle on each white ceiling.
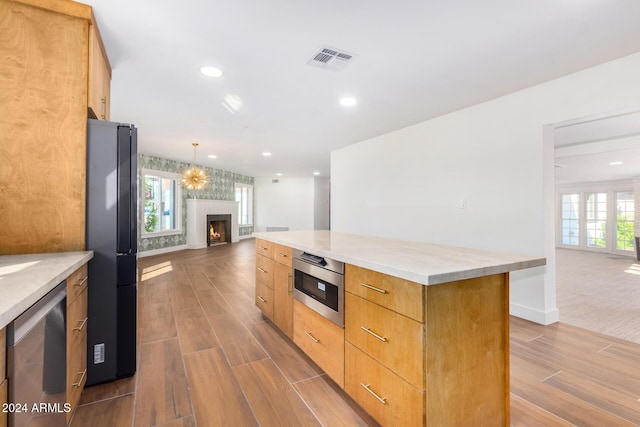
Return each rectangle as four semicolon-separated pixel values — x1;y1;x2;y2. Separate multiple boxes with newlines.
85;0;640;178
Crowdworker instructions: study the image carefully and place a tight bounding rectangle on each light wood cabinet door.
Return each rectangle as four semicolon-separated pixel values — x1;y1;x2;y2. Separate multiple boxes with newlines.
255;281;274;320
0;378;6;427
255;239;274;259
345;293;424;389
345;342;424;427
273;262;293;338
67;286;88;423
273;244;292;267
256;255;274;289
88;23;111;120
0;327;5;380
345;264;424;322
66;264;89;305
293;300;344;387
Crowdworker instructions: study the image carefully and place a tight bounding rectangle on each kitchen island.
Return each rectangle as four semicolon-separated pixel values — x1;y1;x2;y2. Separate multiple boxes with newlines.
253;230;545;427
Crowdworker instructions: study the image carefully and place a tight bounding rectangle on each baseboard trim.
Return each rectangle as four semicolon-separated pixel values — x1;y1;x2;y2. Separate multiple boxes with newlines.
510;303;559;325
139;244;189;258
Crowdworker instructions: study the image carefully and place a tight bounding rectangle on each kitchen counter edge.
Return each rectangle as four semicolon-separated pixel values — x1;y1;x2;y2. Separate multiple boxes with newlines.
253;231;546;286
0;251;94;329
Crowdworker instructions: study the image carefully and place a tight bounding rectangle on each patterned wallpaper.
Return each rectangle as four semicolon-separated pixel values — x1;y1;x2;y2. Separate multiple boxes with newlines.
138;154;254;252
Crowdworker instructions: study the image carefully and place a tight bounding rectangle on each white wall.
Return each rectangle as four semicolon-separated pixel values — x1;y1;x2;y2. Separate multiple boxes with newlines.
331;53;640;325
314;177;331;230
254;176;315;232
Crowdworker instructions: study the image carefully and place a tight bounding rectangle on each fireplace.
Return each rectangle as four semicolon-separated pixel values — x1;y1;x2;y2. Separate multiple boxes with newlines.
206;214;232;246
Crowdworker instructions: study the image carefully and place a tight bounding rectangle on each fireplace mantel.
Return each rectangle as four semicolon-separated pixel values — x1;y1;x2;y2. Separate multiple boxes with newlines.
186;199;239;249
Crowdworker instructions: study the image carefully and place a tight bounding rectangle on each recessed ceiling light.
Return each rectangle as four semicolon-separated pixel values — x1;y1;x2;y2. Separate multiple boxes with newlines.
200;66;223;77
609;161;623;165
276;173;283;176
339;97;357;107
313;171;320;176
262;152;272;157
208;154;217;159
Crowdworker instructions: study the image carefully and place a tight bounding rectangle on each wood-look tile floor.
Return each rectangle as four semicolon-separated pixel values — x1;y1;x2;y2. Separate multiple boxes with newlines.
70;239;640;426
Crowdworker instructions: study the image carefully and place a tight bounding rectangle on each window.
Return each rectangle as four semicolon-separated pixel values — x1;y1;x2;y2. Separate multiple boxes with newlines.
616;191;635;251
585;193;607;248
142;170;182;235
560;194;579;246
235;183;253;226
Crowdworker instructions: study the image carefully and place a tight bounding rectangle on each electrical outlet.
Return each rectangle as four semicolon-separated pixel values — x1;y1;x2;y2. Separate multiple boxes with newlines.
459;199;467;209
94;343;105;364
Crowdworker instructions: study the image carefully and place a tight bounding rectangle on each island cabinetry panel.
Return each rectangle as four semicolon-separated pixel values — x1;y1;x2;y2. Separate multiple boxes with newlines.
293;300;344;387
66;265;89;423
272;245;293;337
345;264;424;322
255;281;274;319
255;238;274;259
345;342;424;427
256;254;274;289
345;292;424;389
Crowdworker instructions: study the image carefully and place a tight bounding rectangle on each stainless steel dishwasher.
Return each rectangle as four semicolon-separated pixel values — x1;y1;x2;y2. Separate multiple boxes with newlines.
7;281;67;427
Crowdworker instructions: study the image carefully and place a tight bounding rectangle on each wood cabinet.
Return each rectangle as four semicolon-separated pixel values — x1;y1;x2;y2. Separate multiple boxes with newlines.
66;264;89;423
88;21;111;120
293;300;344;387
0;0;110;255
255;239;293;337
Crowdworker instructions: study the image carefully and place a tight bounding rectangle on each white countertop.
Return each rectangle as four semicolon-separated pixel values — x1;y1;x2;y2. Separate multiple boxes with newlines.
253;230;545;286
0;251;94;329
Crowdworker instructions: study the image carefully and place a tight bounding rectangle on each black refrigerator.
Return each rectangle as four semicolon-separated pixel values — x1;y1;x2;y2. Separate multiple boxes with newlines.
86;119;137;385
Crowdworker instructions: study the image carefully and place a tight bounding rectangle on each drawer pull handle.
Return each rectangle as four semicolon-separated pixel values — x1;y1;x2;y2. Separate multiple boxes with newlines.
361;383;387;405
257;296;267;303
73;369;87;387
361;283;388;294
360;326;388;342
287;273;292;295
276;252;288;258
304;331;320;343
74;317;88;332
258;267;268;273
258;245;268;250
75;276;88;287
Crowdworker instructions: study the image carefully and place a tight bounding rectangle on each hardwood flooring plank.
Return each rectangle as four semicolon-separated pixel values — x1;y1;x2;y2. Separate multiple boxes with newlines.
233;358;321;426
78;376;136;405
134;338;192;427
70;394;134;427
219;291;264;326
509;393;574;427
139;299;177;343
195;288;234;318
248;320;323;382
156;416;196;427
183;347;257;427
184;264;215;291
174;307;219;354
170;283;201;311
206;312;268;366
294;376;380;427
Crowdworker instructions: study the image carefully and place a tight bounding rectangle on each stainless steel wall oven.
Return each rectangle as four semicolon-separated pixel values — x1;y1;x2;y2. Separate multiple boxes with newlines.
292;249;344;327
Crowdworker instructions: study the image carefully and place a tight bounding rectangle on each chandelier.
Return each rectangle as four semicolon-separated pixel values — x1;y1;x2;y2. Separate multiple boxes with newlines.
182;142;208;190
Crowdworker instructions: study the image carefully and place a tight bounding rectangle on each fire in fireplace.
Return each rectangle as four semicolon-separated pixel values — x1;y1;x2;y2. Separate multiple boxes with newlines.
206;214;231;246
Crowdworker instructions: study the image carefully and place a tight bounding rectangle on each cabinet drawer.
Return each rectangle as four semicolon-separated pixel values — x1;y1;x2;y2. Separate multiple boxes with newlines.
345;342;424;427
293;300;344;387
255;238;274;259
346;264;424;322
66;263;88;305
256;255;275;288
67;287;88;423
255;281;274;319
345;293;424;389
273;243;292;267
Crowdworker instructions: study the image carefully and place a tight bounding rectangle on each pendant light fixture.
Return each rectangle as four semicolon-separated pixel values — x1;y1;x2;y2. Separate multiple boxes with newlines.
182;142;208;190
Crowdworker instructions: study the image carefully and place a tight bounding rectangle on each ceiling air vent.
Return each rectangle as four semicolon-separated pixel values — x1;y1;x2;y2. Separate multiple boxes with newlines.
307;46;356;71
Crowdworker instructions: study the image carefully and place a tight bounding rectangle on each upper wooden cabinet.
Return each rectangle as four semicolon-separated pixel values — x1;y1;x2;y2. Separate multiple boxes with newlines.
88;20;111;120
0;0;110;255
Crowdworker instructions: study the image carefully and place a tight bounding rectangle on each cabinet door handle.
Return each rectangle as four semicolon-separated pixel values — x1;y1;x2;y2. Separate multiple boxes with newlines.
304;331;320;343
101;96;107;120
258;267;267;273
258;245;268;251
360;326;388;342
287;273;292;295
360;283;388;294
73;369;87;387
360;383;387;405
74;276;88;287
276;252;288;258
257;296;266;303
74;317;88;332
